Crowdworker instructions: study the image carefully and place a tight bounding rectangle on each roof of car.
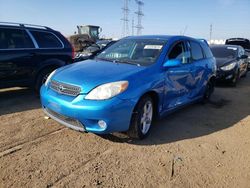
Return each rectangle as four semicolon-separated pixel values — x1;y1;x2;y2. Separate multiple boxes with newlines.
0;22;53;31
125;35;196;41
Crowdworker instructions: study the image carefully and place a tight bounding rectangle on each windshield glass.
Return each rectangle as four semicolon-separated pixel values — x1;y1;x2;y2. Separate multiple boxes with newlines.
211;46;237;59
96;38;167;66
90;28;99;39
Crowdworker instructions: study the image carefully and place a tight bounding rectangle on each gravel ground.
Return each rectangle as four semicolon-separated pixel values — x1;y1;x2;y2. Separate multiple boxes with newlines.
0;77;250;188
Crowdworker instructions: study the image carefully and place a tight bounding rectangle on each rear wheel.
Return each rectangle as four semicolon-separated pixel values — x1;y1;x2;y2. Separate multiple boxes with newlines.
35;68;55;93
128;96;154;139
203;79;214;103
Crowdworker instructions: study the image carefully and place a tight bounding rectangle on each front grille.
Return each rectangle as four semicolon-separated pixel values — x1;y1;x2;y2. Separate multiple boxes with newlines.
50;80;81;97
45;108;84;130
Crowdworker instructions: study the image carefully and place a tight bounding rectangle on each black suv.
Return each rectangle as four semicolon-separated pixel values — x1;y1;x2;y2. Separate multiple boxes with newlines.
225;38;250;70
0;22;73;92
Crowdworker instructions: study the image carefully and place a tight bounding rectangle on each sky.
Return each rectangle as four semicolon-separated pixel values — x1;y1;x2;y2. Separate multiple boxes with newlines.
0;0;249;40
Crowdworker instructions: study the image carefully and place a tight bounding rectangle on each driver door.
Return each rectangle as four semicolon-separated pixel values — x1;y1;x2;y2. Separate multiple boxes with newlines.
163;41;196;110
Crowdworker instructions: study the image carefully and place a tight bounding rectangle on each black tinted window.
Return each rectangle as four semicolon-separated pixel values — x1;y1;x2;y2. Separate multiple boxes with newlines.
190;41;204;60
31;31;62;48
168;42;190;64
0;28;34;49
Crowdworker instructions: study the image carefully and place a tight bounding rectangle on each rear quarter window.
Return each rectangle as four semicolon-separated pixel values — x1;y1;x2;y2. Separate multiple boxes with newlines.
201;43;214;58
190;41;204;61
30;30;62;48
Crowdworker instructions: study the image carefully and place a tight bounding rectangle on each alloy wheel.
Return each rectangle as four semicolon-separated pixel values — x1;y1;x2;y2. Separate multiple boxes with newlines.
140;101;153;135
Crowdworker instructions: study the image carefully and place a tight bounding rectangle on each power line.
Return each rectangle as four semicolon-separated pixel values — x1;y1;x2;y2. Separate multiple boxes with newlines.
135;0;144;35
121;0;130;37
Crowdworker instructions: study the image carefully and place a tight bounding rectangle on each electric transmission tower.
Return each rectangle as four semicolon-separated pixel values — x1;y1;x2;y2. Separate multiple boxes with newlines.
132;17;135;36
135;0;144;35
121;0;130;37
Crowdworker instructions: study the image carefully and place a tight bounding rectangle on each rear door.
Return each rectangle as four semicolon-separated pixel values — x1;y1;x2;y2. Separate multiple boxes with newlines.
164;40;196;110
28;30;68;70
187;40;208;98
0;27;36;87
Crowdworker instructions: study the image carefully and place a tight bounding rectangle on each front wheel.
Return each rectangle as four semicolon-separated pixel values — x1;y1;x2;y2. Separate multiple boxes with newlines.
35;68;55;93
231;71;239;87
241;69;247;78
128;96;154;139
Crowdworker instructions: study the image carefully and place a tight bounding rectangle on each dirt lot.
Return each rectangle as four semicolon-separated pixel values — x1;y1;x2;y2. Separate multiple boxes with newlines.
0;77;250;188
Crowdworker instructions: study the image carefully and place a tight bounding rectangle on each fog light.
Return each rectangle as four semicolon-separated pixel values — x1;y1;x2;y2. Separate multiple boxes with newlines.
226;74;233;80
98;120;107;129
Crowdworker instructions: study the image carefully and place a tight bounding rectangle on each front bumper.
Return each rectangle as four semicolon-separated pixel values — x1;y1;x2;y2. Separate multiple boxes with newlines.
40;85;136;134
216;67;237;82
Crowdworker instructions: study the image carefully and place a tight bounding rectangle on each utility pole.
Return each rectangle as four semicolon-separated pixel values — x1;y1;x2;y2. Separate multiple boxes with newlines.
135;0;144;35
210;24;213;42
121;0;130;37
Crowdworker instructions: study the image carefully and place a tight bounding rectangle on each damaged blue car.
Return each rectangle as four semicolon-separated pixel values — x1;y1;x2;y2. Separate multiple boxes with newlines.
40;35;216;139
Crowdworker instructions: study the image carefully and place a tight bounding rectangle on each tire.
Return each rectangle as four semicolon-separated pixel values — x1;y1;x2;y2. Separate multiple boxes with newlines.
127;96;154;139
231;71;239;87
35;68;55;93
202;79;214;103
241;69;247;78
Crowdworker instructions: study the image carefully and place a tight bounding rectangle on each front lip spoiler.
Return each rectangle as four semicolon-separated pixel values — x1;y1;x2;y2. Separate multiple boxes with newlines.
43;107;86;132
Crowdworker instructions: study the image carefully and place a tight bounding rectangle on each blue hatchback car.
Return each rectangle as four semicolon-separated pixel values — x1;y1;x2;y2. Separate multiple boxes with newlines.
41;35;216;139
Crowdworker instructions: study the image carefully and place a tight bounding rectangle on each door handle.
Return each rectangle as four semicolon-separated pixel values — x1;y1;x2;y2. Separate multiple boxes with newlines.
26;53;36;58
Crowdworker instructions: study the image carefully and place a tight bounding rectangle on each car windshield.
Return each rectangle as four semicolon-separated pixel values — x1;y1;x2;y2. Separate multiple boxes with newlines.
210;46;237;59
96;38;167;66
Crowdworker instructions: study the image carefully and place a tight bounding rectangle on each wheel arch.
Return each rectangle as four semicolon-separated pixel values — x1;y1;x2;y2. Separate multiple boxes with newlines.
134;90;161;119
34;59;66;81
209;75;216;86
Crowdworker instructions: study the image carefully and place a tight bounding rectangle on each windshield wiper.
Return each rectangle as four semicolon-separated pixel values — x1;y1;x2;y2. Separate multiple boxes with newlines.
114;59;141;66
95;57;113;62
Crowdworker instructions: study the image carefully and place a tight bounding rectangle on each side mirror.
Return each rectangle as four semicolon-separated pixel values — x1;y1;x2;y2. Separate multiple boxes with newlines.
240;55;248;59
163;59;182;68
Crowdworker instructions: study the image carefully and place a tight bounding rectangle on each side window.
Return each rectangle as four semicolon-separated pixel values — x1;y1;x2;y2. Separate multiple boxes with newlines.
238;49;242;57
239;48;244;57
0;28;34;49
190;41;204;61
30;31;62;48
168;41;190;64
200;43;213;58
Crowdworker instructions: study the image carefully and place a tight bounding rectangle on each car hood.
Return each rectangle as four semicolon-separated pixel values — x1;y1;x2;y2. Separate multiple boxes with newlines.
53;59;146;94
215;57;236;67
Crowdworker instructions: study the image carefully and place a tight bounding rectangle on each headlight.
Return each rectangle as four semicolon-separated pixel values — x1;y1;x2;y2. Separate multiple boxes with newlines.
45;70;56;86
80;53;92;57
221;62;236;71
85;81;129;100
76;53;92;58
